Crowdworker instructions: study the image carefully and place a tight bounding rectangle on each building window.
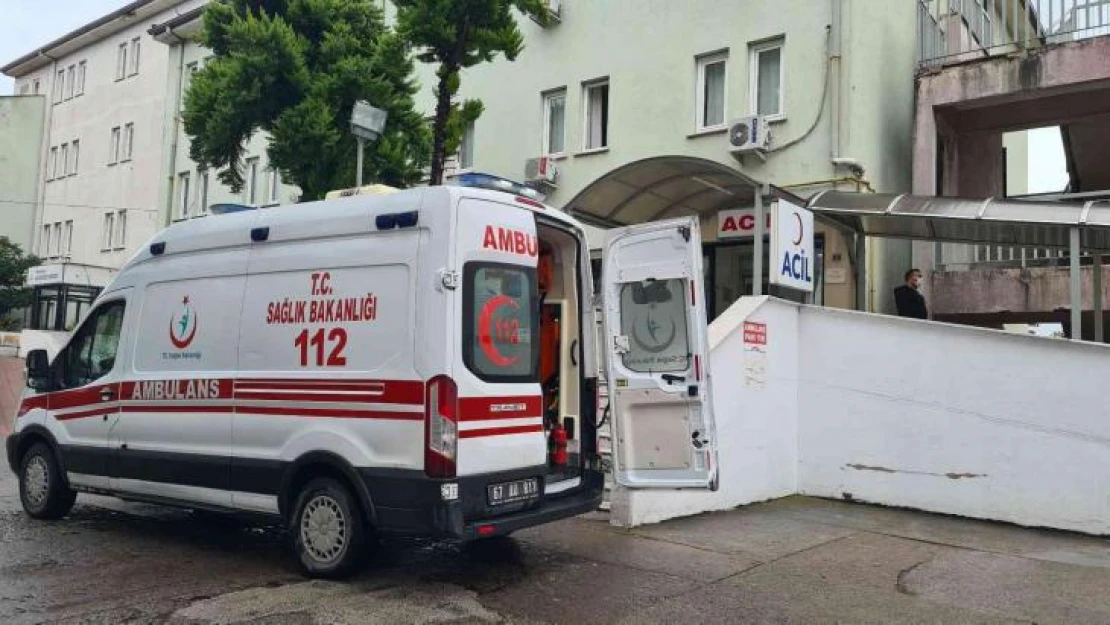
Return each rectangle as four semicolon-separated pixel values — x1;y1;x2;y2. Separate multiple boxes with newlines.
129;38;141;76
63;221;73;256
75;61;86;96
19;83;29;95
109;127;120;164
264;167;281;205
542;89;566;156
48;146;58;180
245;157;260;204
582;79;609;151
116;42;128;80
115;210;127;249
69;139;79;176
54;69;64;103
51;222;62;257
751;38;784;120
178;172;191;218
33;79;41;94
60;144;68;179
65;65;75;100
458;121;475;170
696;52;728;130
199;170;209;213
41;224;51;256
102;213;114;250
121;123;134;161
182;61;198;109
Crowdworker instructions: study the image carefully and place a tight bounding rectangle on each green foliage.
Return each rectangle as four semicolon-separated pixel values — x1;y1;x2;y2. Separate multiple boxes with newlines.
183;0;431;201
394;0;551;185
0;237;40;323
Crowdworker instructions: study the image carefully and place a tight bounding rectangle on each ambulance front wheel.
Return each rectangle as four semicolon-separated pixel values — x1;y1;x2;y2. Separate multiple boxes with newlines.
19;442;77;520
290;477;368;579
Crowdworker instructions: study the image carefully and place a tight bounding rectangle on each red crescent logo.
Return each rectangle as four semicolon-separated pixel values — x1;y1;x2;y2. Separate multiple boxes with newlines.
792;212;804;246
477;295;520;367
169;314;197;349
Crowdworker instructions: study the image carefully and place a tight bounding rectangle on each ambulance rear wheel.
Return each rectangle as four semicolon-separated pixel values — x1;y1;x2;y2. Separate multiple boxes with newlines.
291;477;367;579
19;442;77;520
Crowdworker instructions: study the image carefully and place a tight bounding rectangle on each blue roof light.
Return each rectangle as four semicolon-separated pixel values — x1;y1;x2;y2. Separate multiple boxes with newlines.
446;172;547;202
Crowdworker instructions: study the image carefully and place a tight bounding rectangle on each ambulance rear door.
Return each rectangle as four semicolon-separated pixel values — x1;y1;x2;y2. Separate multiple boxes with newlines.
601;217;718;490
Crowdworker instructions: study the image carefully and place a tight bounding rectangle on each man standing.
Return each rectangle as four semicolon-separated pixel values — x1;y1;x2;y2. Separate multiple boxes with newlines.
894;269;928;319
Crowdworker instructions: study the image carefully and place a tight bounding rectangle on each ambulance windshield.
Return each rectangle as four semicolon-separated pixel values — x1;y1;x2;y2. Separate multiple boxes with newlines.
463;263;539;381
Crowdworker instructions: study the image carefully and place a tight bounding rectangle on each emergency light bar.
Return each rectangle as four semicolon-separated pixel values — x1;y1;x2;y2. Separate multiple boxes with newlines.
447;172;547;202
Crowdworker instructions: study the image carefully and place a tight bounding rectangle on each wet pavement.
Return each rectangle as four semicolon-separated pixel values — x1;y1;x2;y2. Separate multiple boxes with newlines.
2;445;1110;624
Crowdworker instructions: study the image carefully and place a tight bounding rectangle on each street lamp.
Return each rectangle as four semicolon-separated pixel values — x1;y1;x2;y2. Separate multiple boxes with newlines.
350;100;388;187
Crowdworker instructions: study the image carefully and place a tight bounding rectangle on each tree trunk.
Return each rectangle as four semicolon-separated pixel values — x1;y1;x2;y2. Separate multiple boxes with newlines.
429;68;456;186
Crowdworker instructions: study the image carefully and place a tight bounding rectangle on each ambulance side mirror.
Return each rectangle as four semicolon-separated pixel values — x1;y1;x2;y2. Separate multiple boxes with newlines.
26;349;50;390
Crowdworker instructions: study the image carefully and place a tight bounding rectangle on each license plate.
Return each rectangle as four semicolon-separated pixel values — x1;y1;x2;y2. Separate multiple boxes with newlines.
487;478;539;506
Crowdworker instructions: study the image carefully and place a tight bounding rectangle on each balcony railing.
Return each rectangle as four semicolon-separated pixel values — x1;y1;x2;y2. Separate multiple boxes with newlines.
918;0;1110;67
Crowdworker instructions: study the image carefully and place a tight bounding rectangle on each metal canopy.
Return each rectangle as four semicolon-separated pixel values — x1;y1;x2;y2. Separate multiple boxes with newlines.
807;191;1110;251
564;156;762;228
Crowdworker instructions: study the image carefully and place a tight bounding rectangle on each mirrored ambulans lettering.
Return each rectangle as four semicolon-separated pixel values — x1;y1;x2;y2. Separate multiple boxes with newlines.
130;379;224;400
264;273;380;367
482;225;538;258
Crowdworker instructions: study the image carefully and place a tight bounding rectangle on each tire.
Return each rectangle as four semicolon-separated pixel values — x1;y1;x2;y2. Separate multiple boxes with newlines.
19;442;77;520
290;477;367;579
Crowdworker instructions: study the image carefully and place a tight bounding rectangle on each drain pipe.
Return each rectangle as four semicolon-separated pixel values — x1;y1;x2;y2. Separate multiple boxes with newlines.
829;0;842;162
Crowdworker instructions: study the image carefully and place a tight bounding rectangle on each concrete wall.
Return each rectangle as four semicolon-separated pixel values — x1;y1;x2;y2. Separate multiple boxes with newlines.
0;96;45;250
615;296;1110;536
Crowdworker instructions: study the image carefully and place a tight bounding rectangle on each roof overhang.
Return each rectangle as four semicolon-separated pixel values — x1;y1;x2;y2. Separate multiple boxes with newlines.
562;156;766;228
807;191;1110;251
2;0;182;77
149;6;206;44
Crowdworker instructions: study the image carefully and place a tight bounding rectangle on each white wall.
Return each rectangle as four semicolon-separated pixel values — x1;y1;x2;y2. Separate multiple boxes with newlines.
614;297;1110;536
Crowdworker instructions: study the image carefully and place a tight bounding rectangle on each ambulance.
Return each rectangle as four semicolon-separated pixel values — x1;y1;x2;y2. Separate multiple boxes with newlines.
6;184;718;577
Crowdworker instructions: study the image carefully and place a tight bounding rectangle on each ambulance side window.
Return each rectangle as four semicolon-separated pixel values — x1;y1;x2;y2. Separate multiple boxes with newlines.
58;301;126;389
463;263;538;381
619;279;690;373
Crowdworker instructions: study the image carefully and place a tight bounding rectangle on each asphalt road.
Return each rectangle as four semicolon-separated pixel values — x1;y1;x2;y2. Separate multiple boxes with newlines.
4;444;1110;624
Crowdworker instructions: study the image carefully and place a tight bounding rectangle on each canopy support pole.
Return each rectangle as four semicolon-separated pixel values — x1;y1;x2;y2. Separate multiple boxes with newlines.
1095;252;1104;343
753;185;766;296
1070;227;1082;341
855;233;867;312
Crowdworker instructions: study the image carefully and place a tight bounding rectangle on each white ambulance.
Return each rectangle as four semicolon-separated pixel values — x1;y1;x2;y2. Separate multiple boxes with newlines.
7;185;717;577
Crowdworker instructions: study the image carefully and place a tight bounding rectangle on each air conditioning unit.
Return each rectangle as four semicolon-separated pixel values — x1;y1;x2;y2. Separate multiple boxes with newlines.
727;115;769;155
525;156;559;188
529;0;562;26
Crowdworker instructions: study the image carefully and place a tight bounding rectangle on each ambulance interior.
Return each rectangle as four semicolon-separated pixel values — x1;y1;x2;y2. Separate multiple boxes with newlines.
536;223;584;486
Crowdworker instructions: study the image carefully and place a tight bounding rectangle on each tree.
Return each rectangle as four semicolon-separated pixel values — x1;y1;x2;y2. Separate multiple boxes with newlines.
395;0;551;186
183;0;431;201
0;237;39;330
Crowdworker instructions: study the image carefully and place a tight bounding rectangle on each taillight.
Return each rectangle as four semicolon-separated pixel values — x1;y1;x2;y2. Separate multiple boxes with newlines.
425;375;458;478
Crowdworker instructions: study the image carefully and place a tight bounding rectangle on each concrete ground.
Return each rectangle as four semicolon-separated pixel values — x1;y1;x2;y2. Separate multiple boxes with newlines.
2;446;1110;623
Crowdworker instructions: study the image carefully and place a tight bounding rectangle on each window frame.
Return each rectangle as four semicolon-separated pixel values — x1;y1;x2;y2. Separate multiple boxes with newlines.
116;42;128;81
55;299;126;391
695;50;729;132
581;78;610;152
69;139;79;176
63;220;73;256
542;88;567;157
109;126;121;164
457;121;475;171
53;69;64;104
121;123;134;162
75;61;86;96
41;224;51;256
114;210;127;250
129;38;141;76
102;212;115;251
461;261;540;383
178;171;192;218
65;65;76;100
245;157;260;205
750;38;786;122
60;143;68;177
48;146;58;181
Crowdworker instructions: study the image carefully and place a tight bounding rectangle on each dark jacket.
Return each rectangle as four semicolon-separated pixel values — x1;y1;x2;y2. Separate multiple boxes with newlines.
894;285;928;319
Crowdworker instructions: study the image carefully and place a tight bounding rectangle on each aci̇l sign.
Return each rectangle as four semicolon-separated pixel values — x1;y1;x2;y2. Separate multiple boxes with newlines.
770;199;815;293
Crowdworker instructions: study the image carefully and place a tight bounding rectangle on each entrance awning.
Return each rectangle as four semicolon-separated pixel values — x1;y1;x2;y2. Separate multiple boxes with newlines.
564;156;762;228
807;191;1110;251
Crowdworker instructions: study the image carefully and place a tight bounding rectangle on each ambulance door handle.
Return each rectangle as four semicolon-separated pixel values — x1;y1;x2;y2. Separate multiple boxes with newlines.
661;374;685;384
251;227;270;242
570;340;578;366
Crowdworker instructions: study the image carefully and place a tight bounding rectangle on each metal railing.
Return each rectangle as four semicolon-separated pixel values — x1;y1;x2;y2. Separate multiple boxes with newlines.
918;0;1110;66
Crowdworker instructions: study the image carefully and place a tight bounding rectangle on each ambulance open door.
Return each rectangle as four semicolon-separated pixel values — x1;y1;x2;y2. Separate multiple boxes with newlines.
601;217;718;490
